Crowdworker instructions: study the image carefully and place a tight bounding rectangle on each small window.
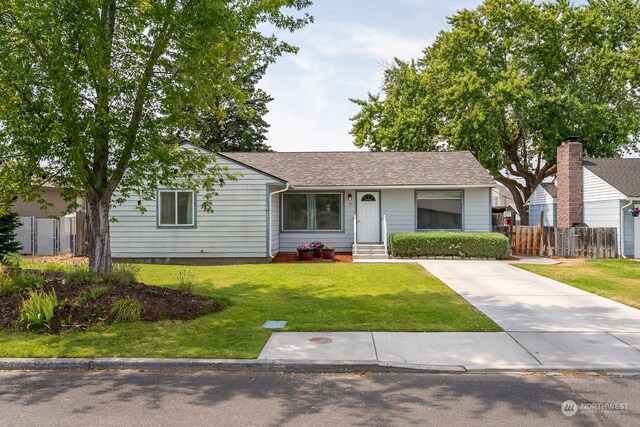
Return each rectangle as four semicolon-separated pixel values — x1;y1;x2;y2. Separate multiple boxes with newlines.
361;194;376;202
282;193;342;231
159;191;195;226
416;190;462;230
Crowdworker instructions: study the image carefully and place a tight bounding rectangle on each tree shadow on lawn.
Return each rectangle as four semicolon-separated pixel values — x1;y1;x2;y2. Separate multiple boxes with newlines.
0;371;604;425
0;281;499;359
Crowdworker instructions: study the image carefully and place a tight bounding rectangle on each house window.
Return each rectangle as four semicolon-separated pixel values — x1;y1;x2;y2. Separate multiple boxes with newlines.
158;190;195;226
282;193;342;231
416;190;462;230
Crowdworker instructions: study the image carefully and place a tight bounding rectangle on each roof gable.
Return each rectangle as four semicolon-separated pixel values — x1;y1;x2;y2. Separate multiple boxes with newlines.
583;158;640;198
220;151;495;188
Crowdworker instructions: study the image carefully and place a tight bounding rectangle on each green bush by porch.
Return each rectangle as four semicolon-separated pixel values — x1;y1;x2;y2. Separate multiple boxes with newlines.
389;232;509;259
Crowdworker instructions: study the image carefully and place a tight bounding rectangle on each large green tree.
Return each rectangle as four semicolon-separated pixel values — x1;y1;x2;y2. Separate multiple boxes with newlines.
199;64;273;152
0;0;311;272
351;0;640;224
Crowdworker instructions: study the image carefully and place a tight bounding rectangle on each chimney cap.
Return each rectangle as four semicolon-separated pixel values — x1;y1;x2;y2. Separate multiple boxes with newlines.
563;136;580;143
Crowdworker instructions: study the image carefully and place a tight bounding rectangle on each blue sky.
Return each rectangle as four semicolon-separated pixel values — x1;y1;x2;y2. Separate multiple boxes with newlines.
259;0;483;152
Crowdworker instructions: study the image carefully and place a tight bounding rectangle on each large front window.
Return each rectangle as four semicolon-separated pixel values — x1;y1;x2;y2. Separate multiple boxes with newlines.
158;190;195;226
282;193;342;231
417;190;462;230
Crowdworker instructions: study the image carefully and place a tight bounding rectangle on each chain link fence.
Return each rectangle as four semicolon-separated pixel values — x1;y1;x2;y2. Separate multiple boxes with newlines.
16;215;81;256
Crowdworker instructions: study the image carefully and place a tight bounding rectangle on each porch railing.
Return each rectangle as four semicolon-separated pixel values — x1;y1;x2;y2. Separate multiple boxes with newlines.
353;214;357;255
383;215;388;255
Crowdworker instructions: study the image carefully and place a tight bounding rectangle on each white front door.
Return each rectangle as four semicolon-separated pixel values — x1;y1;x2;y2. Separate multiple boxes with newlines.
357;191;380;243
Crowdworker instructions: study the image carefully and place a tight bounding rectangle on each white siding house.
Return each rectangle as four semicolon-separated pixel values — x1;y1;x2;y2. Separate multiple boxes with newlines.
526;183;557;226
581;165;637;258
110;148;496;263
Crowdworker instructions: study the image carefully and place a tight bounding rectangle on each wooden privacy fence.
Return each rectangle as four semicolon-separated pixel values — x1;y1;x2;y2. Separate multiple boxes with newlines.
493;226;617;258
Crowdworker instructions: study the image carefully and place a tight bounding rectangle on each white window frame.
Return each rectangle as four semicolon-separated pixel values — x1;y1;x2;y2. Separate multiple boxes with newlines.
157;190;196;227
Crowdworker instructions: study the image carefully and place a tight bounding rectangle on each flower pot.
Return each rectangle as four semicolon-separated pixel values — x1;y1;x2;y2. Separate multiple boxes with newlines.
632;212;639;218
298;250;314;261
313;248;323;258
322;249;336;261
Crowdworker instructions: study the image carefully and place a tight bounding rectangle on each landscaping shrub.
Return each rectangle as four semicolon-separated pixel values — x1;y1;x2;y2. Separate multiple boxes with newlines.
0;212;22;256
20;288;58;331
65;266;95;286
175;269;198;294
389;232;509;259
107;263;141;285
0;274;46;296
111;297;144;323
76;286;113;307
1;252;21;268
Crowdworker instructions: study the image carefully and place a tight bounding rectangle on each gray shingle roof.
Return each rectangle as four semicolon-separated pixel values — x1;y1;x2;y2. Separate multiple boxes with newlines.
541;183;557;198
219;151;495;188
583;158;640;198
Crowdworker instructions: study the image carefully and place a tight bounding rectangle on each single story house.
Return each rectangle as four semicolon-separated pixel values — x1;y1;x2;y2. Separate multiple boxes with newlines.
526;183;557;227
110;145;496;263
528;139;640;258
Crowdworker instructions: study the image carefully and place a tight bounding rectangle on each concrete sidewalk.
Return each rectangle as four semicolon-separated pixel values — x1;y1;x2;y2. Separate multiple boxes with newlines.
258;331;640;371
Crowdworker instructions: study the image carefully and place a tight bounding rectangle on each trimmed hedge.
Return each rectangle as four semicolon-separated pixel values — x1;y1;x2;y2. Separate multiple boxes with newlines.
389;232;509;259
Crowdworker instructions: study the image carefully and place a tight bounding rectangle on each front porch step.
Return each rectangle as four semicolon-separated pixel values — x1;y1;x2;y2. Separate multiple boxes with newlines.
352;254;390;260
352;243;389;260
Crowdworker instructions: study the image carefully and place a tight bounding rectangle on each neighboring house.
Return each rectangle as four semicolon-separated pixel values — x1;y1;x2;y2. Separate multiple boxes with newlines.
109;145;496;263
491;183;520;226
526;182;557;227
11;183;80;218
529;139;640;258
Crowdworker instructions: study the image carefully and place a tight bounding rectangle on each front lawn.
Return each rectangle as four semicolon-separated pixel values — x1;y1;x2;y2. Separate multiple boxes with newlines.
517;259;640;309
0;263;499;358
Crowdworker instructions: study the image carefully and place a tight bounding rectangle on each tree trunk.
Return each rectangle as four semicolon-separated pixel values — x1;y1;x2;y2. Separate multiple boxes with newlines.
86;193;112;273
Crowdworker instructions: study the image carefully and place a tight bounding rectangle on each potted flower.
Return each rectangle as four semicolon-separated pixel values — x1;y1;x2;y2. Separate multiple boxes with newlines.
297;243;314;261
631;207;640;218
322;245;336;261
310;241;324;258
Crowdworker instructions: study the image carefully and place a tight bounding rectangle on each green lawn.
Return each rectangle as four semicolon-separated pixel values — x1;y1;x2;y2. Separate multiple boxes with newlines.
517;259;640;309
0;263;499;358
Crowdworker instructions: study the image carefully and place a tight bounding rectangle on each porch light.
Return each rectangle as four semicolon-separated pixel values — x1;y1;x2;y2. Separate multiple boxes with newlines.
347;193;353;202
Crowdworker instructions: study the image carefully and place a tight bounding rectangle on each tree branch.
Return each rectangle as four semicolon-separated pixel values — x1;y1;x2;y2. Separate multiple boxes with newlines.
106;0;178;197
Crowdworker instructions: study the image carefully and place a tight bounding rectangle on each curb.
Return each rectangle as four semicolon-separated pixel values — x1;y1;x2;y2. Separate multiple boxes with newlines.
0;358;466;374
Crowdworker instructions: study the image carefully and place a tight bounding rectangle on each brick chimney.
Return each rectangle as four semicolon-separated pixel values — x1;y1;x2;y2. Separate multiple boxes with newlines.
556;136;583;227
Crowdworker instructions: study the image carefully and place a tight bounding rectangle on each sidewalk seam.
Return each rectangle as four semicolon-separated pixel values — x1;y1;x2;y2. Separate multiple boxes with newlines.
606;332;640;355
506;332;543;366
371;332;380;362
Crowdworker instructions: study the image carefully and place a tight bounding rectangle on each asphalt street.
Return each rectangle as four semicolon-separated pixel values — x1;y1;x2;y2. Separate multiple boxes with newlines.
0;371;638;426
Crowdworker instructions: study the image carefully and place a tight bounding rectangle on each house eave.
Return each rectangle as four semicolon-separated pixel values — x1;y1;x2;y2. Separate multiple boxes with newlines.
287;184;496;190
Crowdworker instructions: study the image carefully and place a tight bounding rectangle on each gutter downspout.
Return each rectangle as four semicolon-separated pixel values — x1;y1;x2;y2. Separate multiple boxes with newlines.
268;183;290;258
620;199;635;258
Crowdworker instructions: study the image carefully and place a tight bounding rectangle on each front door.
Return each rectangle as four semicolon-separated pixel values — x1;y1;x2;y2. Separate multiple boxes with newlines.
357;191;380;243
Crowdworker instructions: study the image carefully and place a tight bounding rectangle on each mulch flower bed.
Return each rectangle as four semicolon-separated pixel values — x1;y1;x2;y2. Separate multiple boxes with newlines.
271;252;352;263
0;270;224;334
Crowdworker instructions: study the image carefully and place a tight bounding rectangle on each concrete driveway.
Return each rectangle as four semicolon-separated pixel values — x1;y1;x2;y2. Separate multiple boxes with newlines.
418;260;640;370
419;260;640;333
